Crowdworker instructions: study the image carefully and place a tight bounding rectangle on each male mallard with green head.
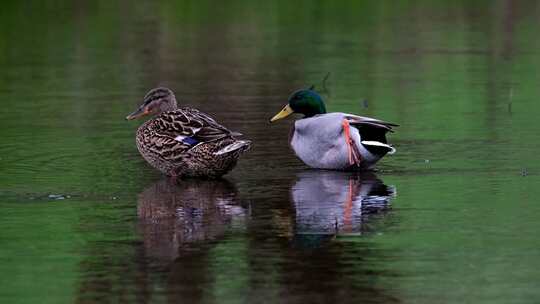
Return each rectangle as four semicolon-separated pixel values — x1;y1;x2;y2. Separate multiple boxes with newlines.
270;89;397;170
126;87;251;178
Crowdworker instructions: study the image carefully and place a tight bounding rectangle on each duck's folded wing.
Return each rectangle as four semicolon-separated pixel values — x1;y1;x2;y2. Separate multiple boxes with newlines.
345;114;398;153
154;108;234;145
345;114;398;133
144;132;192;162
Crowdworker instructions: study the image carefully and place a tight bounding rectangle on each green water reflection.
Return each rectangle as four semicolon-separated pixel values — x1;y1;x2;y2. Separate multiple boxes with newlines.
1;1;540;303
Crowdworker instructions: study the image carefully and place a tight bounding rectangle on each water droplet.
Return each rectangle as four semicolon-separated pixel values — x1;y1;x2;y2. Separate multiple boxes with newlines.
48;194;66;200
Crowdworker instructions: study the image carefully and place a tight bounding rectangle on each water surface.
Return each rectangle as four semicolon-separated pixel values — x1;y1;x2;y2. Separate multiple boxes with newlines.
1;1;540;303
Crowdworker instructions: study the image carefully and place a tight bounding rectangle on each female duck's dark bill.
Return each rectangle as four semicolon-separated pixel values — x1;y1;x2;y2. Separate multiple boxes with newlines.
270;104;294;122
126;107;149;120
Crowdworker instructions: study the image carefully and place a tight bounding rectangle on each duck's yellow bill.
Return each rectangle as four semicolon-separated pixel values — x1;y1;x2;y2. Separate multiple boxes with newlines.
270;104;294;122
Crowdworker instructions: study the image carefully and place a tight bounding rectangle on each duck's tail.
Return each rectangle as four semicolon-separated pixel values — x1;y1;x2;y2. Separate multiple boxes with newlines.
361;140;396;155
214;140;252;156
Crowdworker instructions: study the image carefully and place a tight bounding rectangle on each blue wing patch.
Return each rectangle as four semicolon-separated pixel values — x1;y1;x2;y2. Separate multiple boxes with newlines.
183;137;199;145
174;135;199;145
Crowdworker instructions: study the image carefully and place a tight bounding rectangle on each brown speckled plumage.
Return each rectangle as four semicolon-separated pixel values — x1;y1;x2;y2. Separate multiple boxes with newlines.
127;88;251;178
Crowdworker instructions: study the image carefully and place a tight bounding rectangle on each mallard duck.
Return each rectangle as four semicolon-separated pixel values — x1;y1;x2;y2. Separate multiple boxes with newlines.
270;89;397;170
126;87;251;178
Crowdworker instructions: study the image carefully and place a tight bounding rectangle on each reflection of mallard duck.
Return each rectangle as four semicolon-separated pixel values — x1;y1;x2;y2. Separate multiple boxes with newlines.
137;178;245;261
270;89;397;170
126;87;251;178
291;170;395;235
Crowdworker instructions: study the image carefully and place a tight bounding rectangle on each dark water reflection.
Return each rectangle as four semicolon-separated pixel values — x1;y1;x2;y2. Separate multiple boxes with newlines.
292;171;395;237
137;179;246;262
93;175;399;303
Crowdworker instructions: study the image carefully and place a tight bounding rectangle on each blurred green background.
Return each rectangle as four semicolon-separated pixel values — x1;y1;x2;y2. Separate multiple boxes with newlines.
1;1;539;303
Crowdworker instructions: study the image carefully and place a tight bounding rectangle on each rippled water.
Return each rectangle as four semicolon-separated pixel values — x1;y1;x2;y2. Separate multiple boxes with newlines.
1;1;540;303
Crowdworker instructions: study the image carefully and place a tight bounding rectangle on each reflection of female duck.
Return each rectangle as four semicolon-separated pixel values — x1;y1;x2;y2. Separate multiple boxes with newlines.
291;170;395;235
137;178;245;261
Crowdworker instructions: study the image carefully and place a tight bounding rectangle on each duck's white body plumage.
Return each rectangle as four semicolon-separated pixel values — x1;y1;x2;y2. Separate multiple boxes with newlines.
290;113;396;170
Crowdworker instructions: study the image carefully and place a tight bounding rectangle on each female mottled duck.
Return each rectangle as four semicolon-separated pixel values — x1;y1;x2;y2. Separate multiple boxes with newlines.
126;87;251;178
270;88;397;170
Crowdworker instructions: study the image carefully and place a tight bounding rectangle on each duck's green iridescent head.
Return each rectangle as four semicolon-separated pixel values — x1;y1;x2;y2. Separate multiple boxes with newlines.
270;89;327;122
